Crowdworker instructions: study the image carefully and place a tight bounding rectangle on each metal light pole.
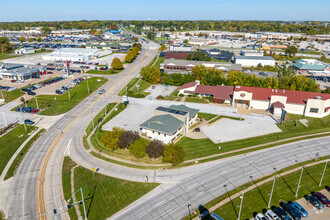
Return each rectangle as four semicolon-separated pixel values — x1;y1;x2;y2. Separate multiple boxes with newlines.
80;187;87;220
0;90;4;101
238;188;245;220
188;204;192;220
68;89;71;100
295;166;304;197
87;81;90;94
34;97;39;110
23;96;27;107
92;109;95;130
2;112;7;127
268;176;277;208
20;107;27;132
319;157;329;187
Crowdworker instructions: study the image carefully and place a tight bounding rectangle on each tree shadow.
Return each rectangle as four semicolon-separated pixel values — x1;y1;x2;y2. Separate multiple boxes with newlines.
83;185;97;218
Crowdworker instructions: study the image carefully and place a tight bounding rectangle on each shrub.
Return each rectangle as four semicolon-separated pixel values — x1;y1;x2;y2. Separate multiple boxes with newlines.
129;138;147;158
111;57;123;70
194;127;200;132
117;130;140;149
157;95;164;100
146;141;164;159
162;143;185;166
101;127;124;150
179;94;184;97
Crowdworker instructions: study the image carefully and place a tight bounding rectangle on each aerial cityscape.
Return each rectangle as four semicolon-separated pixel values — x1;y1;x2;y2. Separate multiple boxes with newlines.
0;1;329;220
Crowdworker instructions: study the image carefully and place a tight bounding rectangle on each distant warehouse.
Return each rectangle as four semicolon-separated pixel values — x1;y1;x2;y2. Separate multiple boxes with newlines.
234;56;276;67
42;48;112;62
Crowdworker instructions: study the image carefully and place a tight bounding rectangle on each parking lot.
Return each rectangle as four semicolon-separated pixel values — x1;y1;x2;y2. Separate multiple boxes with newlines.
144;84;177;100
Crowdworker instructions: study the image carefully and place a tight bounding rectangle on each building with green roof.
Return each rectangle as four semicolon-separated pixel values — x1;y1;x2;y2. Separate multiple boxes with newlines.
293;59;329;72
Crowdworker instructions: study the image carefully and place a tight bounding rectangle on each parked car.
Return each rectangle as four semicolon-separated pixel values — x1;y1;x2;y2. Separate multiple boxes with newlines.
282;203;301;220
264;210;280;220
273;207;292;220
24;119;35;125
326;186;330;193
27;91;36;95
313;192;330;207
255;213;267;220
16;80;25;83
291;202;308;218
304;195;324;210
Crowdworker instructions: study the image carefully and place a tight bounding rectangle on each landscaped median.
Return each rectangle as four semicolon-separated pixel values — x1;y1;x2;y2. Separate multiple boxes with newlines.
182;156;330;220
62;156;159;219
117;77;151;98
15;77;108;115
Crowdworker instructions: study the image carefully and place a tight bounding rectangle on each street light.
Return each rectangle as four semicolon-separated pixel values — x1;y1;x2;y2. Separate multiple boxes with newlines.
268;176;277;208
188;204;192;220
295;166;304;197
238;188;246;220
319;157;329;187
35;97;39;110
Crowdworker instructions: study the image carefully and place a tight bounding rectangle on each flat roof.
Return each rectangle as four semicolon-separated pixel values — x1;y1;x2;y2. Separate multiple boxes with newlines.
235;56;275;60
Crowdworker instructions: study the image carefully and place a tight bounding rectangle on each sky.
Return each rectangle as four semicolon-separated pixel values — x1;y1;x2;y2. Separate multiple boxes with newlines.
1;0;329;22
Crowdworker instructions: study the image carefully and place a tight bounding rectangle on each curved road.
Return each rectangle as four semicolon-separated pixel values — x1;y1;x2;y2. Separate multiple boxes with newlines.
6;43;159;219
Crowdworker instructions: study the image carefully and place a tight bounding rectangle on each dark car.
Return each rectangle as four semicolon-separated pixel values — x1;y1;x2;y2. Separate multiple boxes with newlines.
313;192;330;207
326;186;330;193
24;119;35;125
304;195;324;210
27;91;36;95
282;203;301;220
273;207;292;220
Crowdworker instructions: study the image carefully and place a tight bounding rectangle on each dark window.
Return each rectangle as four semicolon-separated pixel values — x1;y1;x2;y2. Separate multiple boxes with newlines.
310;108;319;113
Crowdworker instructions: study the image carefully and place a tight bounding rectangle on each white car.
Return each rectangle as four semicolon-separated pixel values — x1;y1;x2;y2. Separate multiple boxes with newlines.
264;210;280;220
255;213;267;220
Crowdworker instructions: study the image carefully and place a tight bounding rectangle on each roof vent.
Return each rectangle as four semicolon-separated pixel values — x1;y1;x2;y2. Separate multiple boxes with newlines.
275;89;277;92
236;86;241;88
283;90;285;93
272;89;274;92
315;96;322;100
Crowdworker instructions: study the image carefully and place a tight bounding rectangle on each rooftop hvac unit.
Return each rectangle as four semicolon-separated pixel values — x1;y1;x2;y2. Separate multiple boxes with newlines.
315;96;322;100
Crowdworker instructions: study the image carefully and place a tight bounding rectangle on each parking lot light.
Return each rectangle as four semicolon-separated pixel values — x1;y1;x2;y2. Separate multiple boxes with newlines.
295;166;304;197
268;176;277;208
319;157;329;187
238;187;245;220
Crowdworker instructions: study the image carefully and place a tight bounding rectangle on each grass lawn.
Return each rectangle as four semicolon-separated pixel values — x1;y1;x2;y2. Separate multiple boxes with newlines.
179;114;330;161
212;163;329;220
148;55;158;66
86;69;122;75
20;77;107;115
62;157;78;220
154;57;165;68
0;53;21;60
4;128;45;180
197;112;217;121
1;89;24;103
127;79;151;98
118;78;139;96
185;97;208;104
0;125;37;176
73;166;159;219
298;50;323;55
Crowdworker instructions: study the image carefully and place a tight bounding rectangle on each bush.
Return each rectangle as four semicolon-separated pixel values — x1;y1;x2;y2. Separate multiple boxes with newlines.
179;94;184;97
117;130;140;149
129;138;147;158
146;141;164;159
157;95;164;100
101;127;124;150
162;143;185;166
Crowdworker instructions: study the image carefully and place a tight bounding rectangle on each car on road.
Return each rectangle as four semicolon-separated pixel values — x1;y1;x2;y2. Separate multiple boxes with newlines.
99;89;105;94
304;195;324;210
254;213;267;220
313;192;330;207
24;119;35;125
264;210;280;220
291;202;308;217
282;203;301;220
273;207;292;220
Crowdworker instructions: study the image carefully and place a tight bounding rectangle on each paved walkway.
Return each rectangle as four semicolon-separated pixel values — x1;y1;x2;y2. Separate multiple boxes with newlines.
0;127;42;181
192;160;327;220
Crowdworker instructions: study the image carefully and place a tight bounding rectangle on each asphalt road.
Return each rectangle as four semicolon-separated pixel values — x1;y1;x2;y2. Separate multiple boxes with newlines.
5;42;159;219
111;136;330;220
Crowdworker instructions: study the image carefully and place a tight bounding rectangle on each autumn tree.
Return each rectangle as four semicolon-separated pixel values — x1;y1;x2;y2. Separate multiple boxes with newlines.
36;37;42;42
101;127;124;150
117;130;140;149
129;138;147;158
162;143;185;166
285;45;298;57
0;37;13;54
111;57;123;70
140;65;161;84
19;37;26;43
159;44;166;52
146;141;164;159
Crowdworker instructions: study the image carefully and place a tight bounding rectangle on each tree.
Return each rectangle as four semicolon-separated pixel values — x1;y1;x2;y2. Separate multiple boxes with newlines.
159;44;166;52
111;57;123;70
117;130;140;149
147;32;156;40
129;138;147;158
285;45;298;57
28;38;34;42
0;37;13;54
41;26;52;36
146;141;164;159
186;53;193;60
140;65;161;84
36;37;42;42
124;51;135;63
183;39;189;44
320;53;326;61
101;127;124;150
19;37;26;43
135;43;142;50
162;143;185;166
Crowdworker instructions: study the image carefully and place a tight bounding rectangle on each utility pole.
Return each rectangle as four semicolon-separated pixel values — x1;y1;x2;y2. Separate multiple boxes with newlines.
23;96;27;107
20;107;27;132
238;188;245;220
0;90;4;101
295;166;304;197
319;157;329;187
35;97;39;110
268;176;277;208
2;112;7;127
